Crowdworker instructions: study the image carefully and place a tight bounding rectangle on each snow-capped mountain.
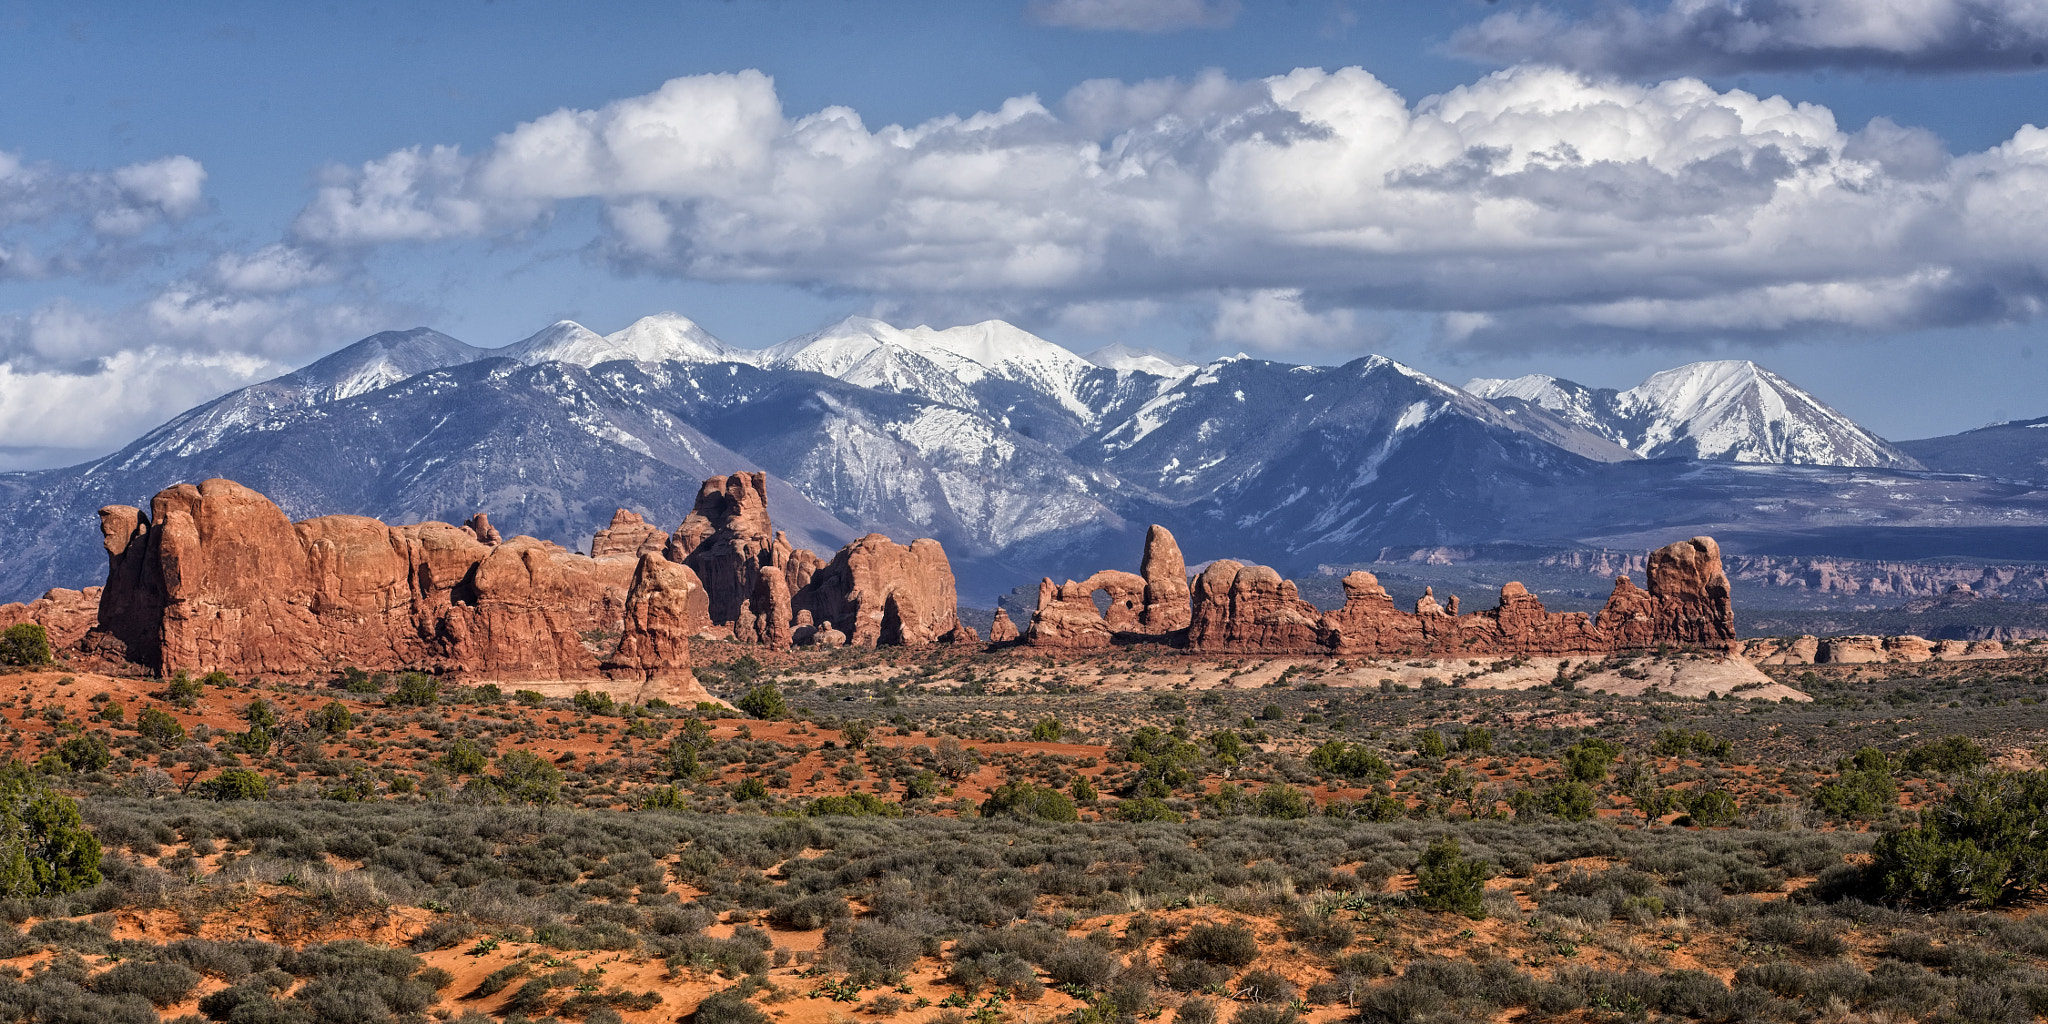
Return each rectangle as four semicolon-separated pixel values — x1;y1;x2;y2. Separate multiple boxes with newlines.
6;316;2022;606
1464;360;1920;469
1085;343;1195;378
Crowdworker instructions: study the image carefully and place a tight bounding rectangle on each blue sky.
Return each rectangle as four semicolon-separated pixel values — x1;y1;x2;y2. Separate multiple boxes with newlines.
5;0;2048;468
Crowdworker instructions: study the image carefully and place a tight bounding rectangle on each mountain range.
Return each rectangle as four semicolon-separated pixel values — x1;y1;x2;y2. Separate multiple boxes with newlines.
3;312;2044;605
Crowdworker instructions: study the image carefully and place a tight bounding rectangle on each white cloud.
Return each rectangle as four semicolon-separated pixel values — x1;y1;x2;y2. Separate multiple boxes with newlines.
1211;289;1367;351
1025;0;1239;32
1451;0;2048;76
0;151;208;278
286;63;2048;350
0;346;281;460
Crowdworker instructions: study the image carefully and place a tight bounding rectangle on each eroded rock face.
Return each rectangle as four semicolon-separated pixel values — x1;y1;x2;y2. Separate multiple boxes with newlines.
84;478;705;692
1819;635;1886;664
665;472;776;625
591;510;669;559
792;534;962;646
463;514;501;545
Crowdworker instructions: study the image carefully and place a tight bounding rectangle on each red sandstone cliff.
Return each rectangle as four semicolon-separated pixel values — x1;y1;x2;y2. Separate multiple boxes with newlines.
85;479;711;695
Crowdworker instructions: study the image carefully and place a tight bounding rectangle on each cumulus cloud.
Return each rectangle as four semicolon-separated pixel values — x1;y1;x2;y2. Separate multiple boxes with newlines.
1450;0;2048;76
1025;0;1239;32
0;151;207;278
288;63;2048;350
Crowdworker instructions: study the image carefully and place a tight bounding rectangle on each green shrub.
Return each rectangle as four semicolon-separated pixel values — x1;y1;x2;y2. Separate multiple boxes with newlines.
1112;796;1183;822
313;701;353;734
573;689;617;715
732;777;770;801
515;689;546;706
1031;716;1064;742
981;782;1077;821
1173;923;1258;966
0;760;101;896
1415;835;1488;919
735;683;787;720
1813;749;1898;820
1872;770;2048;908
1512;781;1595;822
1308;741;1392;781
440;739;490;774
1563;738;1622;783
1899;736;1989;775
167;672;203;707
1070;775;1097;802
642;785;688;811
137;707;186;745
1253;783;1312;819
1208;730;1247;766
1415;729;1448;758
243;698;278;730
1457;727;1494;754
494;750;563;807
0;623;52;666
201;767;268;801
390;672;441;707
806;793;903;817
50;732;112;773
1687;789;1740;827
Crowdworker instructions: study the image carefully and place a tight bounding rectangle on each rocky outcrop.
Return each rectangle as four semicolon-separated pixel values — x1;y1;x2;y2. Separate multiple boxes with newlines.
666;472;777;625
591;510;669;559
463;513;501;545
82;478;707;694
988;609;1020;643
1044;532;1743;656
792;534;963;646
1024;526;1197;649
0;587;101;651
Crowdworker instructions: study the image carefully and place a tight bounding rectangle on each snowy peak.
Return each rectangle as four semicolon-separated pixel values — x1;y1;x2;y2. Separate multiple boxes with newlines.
602;313;743;365
498;315;740;368
1617;360;1917;468
1088;343;1194;377
767;316;1105;420
500;320;608;366
289;328;483;403
1465;360;1917;468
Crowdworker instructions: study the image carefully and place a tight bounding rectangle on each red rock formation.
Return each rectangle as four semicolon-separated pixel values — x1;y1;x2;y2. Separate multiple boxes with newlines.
665;472;776;625
988;609;1020;643
0;587;101;651
1066;530;1740;656
1139;525;1191;632
784;546;823;597
1026;570;1147;649
591;509;669;559
792;534;963;646
463;513;501;545
82;478;707;695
